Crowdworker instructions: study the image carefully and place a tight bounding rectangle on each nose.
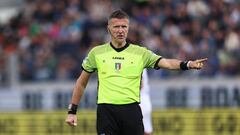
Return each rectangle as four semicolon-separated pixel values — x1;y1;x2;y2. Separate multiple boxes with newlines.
118;26;124;33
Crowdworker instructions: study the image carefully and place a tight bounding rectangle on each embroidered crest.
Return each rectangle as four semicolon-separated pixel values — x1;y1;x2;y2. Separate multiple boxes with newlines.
115;63;121;70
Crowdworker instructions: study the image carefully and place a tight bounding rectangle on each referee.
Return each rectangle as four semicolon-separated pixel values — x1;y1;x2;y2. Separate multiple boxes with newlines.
66;9;207;135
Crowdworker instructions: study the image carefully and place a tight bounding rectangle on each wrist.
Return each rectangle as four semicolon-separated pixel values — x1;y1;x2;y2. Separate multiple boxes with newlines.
180;61;189;70
68;103;78;114
187;61;192;69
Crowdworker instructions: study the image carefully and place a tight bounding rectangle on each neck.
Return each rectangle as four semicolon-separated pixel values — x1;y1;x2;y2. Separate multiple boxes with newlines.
111;40;126;48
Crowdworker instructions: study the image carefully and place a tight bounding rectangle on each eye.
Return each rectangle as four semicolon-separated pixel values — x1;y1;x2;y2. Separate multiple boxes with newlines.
113;26;120;28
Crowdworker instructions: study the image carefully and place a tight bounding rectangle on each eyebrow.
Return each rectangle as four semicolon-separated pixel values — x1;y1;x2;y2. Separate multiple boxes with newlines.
113;25;128;27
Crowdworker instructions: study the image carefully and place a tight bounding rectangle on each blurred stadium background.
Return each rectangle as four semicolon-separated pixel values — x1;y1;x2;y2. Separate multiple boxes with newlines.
0;0;240;135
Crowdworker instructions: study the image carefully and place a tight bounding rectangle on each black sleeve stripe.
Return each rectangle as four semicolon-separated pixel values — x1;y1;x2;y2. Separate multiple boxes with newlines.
154;57;162;70
81;66;95;73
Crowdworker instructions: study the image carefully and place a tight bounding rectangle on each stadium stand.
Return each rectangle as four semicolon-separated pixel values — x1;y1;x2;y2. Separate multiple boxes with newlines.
0;0;239;83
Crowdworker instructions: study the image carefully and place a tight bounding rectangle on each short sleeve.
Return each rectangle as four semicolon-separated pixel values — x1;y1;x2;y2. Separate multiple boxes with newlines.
81;49;97;73
142;48;161;69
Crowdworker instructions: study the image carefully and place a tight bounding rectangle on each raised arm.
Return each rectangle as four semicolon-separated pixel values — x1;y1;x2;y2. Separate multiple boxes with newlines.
158;58;208;70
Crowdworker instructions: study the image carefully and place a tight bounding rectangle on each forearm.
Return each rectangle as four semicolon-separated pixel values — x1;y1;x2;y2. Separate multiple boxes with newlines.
158;58;181;70
158;58;208;70
70;71;91;105
71;78;86;105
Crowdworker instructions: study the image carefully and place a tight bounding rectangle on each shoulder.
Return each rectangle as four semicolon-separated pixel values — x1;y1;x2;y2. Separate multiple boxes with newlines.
129;43;150;53
89;43;109;54
91;43;108;50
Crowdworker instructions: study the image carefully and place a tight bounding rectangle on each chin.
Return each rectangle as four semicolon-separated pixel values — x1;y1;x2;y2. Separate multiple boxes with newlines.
116;39;125;43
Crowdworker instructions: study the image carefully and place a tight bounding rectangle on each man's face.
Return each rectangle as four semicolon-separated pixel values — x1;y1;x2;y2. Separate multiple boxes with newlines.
108;18;129;44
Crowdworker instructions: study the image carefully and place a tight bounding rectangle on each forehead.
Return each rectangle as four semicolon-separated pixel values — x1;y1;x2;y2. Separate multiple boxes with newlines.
109;18;129;26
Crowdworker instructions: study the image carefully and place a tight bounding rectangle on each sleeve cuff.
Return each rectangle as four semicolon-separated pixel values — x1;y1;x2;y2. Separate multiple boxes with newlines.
81;66;95;73
154;57;162;70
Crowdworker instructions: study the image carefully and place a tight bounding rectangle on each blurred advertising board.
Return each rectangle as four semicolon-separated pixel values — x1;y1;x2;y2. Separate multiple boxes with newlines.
0;111;96;135
152;109;240;135
0;109;239;135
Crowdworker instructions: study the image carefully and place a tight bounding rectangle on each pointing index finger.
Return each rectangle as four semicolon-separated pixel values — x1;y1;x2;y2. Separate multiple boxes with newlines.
196;58;208;63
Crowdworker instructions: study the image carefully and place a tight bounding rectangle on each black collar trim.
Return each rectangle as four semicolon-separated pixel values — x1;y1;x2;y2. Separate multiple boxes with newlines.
110;42;130;52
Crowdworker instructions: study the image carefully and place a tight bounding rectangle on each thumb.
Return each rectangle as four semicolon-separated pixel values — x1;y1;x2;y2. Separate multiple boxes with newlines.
66;117;77;126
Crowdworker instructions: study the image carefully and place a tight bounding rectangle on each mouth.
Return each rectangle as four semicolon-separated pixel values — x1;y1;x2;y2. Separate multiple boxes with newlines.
117;35;124;39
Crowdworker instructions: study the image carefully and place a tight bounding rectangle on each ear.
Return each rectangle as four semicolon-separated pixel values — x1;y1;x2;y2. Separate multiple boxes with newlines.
107;25;111;32
107;25;113;37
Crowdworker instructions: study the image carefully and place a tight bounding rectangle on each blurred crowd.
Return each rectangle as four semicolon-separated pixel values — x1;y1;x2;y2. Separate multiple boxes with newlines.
0;0;240;82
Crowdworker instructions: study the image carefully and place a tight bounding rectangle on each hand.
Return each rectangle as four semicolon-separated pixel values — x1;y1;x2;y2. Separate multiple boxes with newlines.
188;58;208;70
65;114;77;126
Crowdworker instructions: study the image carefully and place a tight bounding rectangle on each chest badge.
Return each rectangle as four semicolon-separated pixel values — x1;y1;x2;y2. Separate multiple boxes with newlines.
115;63;122;70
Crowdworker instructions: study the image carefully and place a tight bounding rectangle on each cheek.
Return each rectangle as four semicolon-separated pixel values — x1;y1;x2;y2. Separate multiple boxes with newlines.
112;30;119;35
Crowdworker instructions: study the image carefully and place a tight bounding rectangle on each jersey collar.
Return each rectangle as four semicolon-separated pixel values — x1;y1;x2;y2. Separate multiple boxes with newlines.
110;42;130;52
